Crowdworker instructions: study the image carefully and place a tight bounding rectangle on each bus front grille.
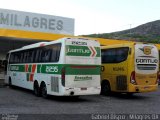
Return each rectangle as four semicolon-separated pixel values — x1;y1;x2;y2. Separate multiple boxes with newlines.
137;64;157;70
116;75;127;91
51;77;59;92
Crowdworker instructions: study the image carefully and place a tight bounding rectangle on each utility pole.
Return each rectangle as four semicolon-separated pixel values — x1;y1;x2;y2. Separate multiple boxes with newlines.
129;24;132;41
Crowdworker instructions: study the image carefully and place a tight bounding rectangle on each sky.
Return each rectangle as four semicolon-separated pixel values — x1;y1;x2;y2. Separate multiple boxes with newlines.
0;0;160;35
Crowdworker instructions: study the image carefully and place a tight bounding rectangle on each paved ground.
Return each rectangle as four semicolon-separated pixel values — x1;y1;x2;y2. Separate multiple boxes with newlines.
0;86;160;119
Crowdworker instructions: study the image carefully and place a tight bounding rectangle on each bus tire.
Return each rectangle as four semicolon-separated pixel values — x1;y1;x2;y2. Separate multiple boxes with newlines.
33;81;40;97
40;82;48;98
8;77;12;88
126;93;134;97
101;80;111;96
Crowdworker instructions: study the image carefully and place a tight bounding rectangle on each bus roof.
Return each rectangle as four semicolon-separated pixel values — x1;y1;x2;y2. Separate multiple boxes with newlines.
8;37;98;53
101;42;155;49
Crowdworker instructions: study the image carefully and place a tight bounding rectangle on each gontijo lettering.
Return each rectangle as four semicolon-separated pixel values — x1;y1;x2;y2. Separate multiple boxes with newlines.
66;45;99;57
136;59;158;63
67;48;90;54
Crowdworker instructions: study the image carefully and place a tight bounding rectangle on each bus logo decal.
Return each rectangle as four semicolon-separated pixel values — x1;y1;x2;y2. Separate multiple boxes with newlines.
139;46;153;55
89;46;97;57
66;45;100;57
25;64;37;82
25;64;29;72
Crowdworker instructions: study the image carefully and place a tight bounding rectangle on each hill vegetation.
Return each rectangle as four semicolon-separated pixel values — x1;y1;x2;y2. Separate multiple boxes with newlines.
82;20;160;43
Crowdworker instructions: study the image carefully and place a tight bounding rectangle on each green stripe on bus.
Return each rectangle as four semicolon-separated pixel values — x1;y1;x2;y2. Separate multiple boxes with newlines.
65;66;101;75
10;65;25;72
29;65;32;72
37;64;63;74
10;64;101;75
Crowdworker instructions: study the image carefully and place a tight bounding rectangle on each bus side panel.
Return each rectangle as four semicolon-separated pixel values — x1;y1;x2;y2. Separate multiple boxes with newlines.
101;47;130;92
101;61;128;92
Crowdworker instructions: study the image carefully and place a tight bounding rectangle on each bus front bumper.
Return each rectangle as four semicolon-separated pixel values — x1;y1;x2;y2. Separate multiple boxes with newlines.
129;84;158;93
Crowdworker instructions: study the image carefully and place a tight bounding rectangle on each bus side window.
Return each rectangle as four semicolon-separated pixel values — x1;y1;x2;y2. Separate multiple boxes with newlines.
31;50;35;63
51;46;60;62
41;48;47;62
102;47;129;63
116;47;129;62
102;49;116;63
50;44;61;62
25;52;29;63
51;48;56;62
28;50;34;63
56;44;61;61
46;49;52;62
9;53;14;64
35;49;39;63
20;52;24;63
37;49;43;63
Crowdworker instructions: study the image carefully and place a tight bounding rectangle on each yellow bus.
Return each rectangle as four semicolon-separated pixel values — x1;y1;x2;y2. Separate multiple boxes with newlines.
155;44;160;85
101;43;159;95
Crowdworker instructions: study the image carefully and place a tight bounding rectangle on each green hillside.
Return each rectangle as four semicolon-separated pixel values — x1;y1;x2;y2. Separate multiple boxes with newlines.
82;20;160;43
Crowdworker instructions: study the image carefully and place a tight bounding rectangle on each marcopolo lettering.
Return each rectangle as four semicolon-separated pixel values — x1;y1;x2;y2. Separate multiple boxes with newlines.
0;13;63;31
136;59;158;63
74;76;92;81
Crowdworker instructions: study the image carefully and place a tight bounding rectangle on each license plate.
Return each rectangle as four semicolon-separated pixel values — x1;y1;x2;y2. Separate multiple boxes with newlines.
144;86;149;89
81;88;87;90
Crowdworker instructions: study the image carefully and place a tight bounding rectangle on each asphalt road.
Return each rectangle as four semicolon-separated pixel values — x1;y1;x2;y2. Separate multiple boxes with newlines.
0;86;160;119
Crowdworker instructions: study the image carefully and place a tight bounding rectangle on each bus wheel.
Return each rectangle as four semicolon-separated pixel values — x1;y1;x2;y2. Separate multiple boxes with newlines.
126;93;134;97
101;81;111;96
34;82;40;97
41;82;48;98
8;78;12;88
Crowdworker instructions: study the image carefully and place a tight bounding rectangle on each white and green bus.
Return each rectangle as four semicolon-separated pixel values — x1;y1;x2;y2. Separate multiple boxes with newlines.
4;37;101;97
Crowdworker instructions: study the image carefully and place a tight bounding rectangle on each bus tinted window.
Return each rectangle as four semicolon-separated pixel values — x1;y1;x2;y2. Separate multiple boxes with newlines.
9;43;61;64
39;43;61;63
102;47;129;63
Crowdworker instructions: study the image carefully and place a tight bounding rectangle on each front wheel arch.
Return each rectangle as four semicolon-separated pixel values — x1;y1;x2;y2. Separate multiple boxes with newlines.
100;80;111;95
